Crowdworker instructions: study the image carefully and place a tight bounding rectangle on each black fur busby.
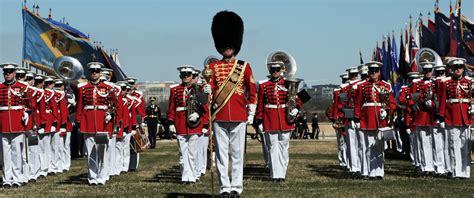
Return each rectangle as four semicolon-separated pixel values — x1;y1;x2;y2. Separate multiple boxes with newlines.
211;11;244;56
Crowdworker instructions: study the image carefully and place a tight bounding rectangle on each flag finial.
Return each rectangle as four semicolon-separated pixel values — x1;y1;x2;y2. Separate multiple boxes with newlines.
48;8;52;19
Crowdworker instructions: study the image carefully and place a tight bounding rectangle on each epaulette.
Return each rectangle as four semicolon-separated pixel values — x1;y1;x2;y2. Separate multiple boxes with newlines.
465;76;472;80
258;79;269;84
334;88;340;91
441;76;451;82
170;84;179;89
413;79;421;83
340;83;349;88
77;82;88;88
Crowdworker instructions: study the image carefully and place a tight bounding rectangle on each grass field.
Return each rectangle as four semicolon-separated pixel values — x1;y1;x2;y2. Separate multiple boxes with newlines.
2;139;474;197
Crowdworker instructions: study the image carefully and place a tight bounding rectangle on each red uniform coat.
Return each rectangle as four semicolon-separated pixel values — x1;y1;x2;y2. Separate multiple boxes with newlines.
44;89;59;133
167;83;209;135
331;88;343;121
54;90;69;128
354;80;396;131
76;81;114;133
256;79;302;132
339;79;360;124
0;80;31;133
103;82;121;137
34;88;46;129
21;82;37;131
397;85;412;127
116;94;131;139
209;59;257;122
410;79;436;126
131;90;146;118
438;76;473;126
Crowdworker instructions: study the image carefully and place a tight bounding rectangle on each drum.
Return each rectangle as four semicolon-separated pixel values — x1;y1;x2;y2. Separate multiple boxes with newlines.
131;126;150;153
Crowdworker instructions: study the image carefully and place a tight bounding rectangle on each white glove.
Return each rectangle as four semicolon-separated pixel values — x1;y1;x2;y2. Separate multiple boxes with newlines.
67;95;76;106
247;104;257;124
104;113;112;124
439;122;446;128
470;105;474;115
202;128;209;134
425;100;433;107
289;108;299;117
59;128;67;133
188;112;200;122
377;130;383;140
141;123;147;128
51;126;56;133
258;124;264;134
38;128;45;134
169;124;176;133
131;130;137;136
22;111;29;125
203;84;212;94
354;122;360;129
380;109;387;120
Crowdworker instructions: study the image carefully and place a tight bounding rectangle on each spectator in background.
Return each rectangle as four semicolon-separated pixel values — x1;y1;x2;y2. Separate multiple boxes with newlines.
311;113;320;139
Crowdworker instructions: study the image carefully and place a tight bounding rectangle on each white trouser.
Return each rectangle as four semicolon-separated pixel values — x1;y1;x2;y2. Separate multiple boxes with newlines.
259;132;270;168
84;133;109;185
363;131;384;177
201;135;209;174
122;132;131;172
38;133;51;176
63;132;71;171
409;132;418;166
213;121;246;194
395;128;403;152
49;132;62;173
357;128;368;176
345;122;360;173
177;134;199;182
194;134;203;179
1;133;25;186
416;126;434;172
442;127;451;173
447;126;471;178
28;140;41;180
114;137;124;175
21;135;28;184
106;135;116;179
264;131;290;179
336;129;347;168
432;127;446;174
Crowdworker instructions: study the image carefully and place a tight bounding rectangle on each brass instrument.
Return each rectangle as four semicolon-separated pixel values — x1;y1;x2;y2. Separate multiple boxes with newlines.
53;56;84;82
415;48;443;72
186;83;203;128
266;51;300;124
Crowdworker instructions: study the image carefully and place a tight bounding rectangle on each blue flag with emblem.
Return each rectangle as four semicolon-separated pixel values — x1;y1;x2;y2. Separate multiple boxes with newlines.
22;8;96;73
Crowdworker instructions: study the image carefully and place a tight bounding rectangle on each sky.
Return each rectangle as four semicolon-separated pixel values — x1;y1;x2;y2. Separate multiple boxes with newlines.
1;0;473;85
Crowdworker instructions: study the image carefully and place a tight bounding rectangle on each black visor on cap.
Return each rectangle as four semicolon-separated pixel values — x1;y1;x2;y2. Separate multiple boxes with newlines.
452;64;464;69
270;67;282;73
368;67;380;73
3;69;15;74
180;72;193;77
90;69;101;73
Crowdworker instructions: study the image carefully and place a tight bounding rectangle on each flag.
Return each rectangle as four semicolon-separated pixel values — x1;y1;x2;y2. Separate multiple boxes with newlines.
434;9;451;56
390;34;402;94
409;18;419;72
359;50;364;64
22;8;96;73
382;38;391;81
399;30;410;82
449;2;462;57
96;47;128;82
458;2;474;68
421;21;436;49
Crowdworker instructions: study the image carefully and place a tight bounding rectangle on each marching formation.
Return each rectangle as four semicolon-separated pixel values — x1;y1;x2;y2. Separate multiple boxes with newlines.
0;62;147;187
329;55;472;179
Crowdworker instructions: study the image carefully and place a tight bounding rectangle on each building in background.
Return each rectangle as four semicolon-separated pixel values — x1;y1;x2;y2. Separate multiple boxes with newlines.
306;84;338;100
137;81;177;118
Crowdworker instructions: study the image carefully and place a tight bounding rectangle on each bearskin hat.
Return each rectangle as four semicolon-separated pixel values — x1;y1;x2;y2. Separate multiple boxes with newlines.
211;11;244;56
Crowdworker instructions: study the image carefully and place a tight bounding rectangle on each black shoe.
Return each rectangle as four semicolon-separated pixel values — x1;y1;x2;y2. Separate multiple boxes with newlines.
376;176;383;180
220;192;230;198
272;178;280;182
279;178;285;182
230;191;240;198
12;183;21;188
2;184;11;188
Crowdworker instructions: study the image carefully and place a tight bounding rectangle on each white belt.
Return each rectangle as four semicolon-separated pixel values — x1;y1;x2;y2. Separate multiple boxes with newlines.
362;102;382;107
0;106;23;111
176;107;187;112
45;109;52;113
265;104;286;109
447;99;470;103
84;105;108;110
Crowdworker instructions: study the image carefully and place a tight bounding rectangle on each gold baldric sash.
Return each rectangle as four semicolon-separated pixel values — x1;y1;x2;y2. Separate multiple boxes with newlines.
211;60;247;118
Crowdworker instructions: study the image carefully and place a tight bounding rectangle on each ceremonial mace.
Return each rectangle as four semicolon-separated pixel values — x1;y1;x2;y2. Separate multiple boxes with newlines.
202;61;215;197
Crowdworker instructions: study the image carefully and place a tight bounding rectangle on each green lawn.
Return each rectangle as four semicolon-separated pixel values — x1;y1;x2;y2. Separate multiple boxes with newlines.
2;139;474;197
